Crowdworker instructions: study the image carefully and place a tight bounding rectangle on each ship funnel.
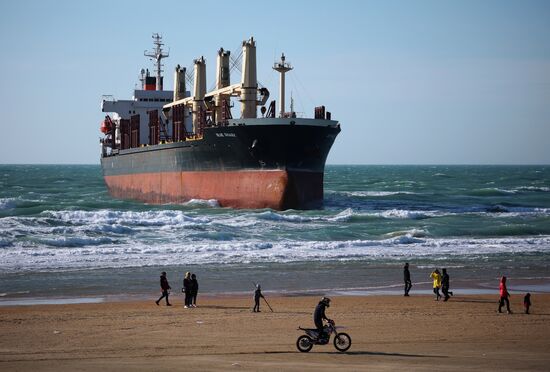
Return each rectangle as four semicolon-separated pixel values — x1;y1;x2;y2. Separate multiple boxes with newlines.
240;37;257;119
193;56;207;132
173;64;186;101
272;53;293;118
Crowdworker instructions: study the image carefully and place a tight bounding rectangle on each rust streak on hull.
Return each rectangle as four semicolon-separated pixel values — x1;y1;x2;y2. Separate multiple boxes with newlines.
104;170;323;210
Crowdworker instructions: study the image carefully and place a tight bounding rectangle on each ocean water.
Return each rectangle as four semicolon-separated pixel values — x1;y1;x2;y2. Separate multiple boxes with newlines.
1;164;549;302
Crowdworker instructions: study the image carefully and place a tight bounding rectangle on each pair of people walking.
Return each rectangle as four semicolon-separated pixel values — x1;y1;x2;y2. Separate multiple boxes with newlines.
403;264;453;301
430;268;453;301
497;276;533;314
182;272;199;308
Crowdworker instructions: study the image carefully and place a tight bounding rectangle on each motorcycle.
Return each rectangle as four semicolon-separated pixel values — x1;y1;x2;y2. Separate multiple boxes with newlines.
296;320;352;352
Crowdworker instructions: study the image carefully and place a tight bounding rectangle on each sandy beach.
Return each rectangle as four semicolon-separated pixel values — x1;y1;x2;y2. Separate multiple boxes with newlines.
1;294;549;371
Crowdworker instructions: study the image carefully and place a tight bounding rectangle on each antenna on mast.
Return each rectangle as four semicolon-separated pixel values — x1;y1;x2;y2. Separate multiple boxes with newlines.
144;33;169;91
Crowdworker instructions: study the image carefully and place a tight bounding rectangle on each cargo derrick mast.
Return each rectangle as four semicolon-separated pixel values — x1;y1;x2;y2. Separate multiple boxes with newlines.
163;37;270;133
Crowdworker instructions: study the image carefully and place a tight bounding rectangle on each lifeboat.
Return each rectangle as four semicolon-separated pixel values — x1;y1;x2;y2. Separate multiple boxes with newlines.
100;116;112;134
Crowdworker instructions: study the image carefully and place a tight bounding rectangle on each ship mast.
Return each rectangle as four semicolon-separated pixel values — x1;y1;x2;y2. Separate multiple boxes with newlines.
272;53;293;118
144;33;169;91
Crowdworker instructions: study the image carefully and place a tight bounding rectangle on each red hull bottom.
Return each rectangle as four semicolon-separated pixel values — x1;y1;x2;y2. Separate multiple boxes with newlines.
103;170;323;210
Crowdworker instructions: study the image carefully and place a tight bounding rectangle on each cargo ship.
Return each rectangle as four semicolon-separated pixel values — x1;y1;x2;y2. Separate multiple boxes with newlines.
99;34;340;210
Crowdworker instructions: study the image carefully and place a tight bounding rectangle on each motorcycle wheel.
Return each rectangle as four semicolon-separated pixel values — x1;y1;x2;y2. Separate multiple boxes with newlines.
296;335;313;352
333;332;351;352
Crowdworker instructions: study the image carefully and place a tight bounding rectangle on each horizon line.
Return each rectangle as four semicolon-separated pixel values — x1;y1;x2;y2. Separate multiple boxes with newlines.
0;163;548;166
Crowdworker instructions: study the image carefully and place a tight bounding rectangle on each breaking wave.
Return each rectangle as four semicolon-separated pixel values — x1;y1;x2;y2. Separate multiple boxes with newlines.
1;235;549;272
0;198;17;210
340;191;419;197
181;199;220;208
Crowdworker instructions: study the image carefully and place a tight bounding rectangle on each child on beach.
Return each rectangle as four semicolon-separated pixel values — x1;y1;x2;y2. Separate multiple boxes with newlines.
253;284;264;312
430;269;442;301
498;276;512;314
155;271;172;306
524;293;531;314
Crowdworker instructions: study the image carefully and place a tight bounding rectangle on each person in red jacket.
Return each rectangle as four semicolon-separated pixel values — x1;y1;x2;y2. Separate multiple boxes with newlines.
497;276;511;314
155;271;172;306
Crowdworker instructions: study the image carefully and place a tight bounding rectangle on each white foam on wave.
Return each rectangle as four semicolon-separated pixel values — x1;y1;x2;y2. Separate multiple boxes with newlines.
181;199;220;208
212;216;259;228
250;208;357;224
2;235;549;272
329;208;355;222
329;190;418;197
377;209;439;219
0;198;17;210
43;209;211;227
485;186;550;194
253;211;313;223
473;186;550;195
517;186;550;192
487;207;550;218
384;229;428;239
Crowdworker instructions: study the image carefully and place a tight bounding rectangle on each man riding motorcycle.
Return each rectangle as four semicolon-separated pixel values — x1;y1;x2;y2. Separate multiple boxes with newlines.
313;297;332;341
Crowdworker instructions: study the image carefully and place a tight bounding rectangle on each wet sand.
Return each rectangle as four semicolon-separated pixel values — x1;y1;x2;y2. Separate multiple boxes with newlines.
1;294;549;371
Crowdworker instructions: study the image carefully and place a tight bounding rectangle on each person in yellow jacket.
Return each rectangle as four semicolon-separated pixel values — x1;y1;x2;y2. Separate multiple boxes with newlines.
430;269;442;301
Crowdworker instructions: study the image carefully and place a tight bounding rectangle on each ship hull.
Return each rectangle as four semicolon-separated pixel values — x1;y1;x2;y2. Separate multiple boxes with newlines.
101;120;340;210
104;169;323;210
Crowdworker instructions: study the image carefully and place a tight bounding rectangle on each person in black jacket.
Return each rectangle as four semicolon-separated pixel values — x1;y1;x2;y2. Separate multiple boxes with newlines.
253;284;264;312
441;268;453;301
190;273;199;308
182;272;192;308
155;272;172;306
313;297;332;341
404;263;412;296
524;293;531;314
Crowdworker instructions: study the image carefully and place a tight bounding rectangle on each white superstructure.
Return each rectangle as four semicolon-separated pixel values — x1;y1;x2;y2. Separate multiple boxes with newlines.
101;34;188;145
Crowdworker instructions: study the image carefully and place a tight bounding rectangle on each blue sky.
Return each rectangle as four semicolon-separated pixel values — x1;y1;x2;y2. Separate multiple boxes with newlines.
0;0;549;164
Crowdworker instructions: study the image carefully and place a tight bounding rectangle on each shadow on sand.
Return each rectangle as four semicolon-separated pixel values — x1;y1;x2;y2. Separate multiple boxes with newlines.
197;305;310;315
198;305;251;310
451;298;498;304
249;350;446;358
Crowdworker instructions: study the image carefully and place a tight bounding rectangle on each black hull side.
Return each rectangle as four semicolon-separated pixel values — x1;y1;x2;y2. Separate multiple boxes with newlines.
101;124;340;175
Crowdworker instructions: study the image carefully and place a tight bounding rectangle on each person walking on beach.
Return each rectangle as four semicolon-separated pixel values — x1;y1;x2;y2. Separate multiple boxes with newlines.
498;276;512;314
523;293;531;314
253;284;264;312
190;273;199;308
182;272;192;308
441;268;453;301
155;271;172;306
404;263;412;296
430;269;442;301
